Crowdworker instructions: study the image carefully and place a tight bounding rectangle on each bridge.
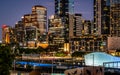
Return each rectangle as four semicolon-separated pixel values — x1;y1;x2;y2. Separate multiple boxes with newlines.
103;61;120;74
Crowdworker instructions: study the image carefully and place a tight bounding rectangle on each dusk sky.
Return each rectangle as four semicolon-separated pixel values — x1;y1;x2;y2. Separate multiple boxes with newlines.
0;0;93;39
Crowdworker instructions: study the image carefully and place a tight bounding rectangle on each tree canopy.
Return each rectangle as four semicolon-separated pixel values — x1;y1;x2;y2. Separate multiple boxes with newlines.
0;44;14;75
71;51;86;57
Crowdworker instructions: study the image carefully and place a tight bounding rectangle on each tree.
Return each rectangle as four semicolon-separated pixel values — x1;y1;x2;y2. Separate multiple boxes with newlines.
55;51;67;57
0;44;14;75
71;51;86;57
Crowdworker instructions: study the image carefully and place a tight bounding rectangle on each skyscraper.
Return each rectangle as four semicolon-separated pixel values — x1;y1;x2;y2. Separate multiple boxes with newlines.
2;25;13;44
110;0;120;36
83;20;92;35
32;5;47;34
55;0;74;43
94;0;120;52
2;25;9;44
47;0;74;52
74;13;83;37
94;0;110;35
21;5;47;47
94;0;120;36
48;15;64;51
23;14;32;27
15;21;25;46
55;0;74;17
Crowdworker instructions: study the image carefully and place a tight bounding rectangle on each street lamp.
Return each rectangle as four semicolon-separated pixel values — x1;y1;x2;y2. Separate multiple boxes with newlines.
51;52;54;73
34;38;37;47
93;54;94;75
13;59;16;72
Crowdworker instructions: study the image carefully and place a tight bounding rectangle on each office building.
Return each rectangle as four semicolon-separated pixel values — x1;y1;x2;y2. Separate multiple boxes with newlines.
83;20;92;35
47;0;74;52
94;0;120;53
23;14;32;27
22;5;47;47
94;0;110;35
55;0;74;17
2;25;10;44
107;0;120;53
70;36;107;53
25;26;40;47
73;14;83;37
14;5;48;48
55;0;74;43
48;15;65;51
32;5;47;34
2;25;14;44
110;0;120;36
14;21;25;46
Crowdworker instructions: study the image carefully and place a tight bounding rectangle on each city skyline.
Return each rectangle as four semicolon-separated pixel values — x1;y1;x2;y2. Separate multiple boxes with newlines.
0;0;93;26
0;0;93;40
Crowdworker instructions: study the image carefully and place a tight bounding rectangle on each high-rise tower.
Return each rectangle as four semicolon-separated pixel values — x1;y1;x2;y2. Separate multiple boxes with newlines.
32;5;47;34
94;0;110;35
110;0;120;36
74;14;83;37
94;0;120;36
55;0;74;17
55;0;74;43
22;5;47;47
94;0;120;52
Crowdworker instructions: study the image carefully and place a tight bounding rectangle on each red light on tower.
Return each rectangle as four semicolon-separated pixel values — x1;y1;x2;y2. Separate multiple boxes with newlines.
2;24;7;29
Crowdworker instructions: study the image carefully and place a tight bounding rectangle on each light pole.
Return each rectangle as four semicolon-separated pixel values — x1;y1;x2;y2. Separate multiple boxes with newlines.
13;59;16;72
34;38;37;47
51;52;54;74
93;54;94;75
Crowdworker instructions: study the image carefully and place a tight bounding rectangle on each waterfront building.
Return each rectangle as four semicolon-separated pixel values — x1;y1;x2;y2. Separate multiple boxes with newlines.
70;36;107;53
48;13;75;52
48;15;65;51
85;52;120;67
47;0;74;52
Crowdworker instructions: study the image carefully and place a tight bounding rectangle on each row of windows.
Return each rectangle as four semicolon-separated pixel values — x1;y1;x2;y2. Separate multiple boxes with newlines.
70;46;104;52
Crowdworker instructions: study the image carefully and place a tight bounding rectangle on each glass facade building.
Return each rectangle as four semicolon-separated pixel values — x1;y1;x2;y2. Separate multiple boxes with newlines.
19;5;47;47
32;5;47;34
55;0;74;17
94;0;120;36
74;14;83;36
15;21;25;46
70;36;106;53
55;0;74;43
48;15;64;51
110;0;120;36
85;52;120;67
94;0;110;35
